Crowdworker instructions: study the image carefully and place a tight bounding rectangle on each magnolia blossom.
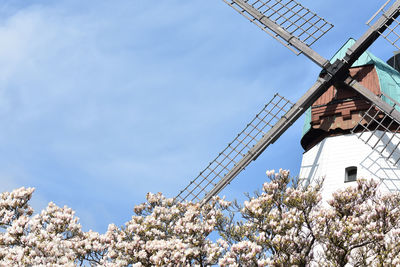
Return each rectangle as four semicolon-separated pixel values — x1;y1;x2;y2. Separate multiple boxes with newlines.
217;169;400;266
100;193;225;266
1;170;400;266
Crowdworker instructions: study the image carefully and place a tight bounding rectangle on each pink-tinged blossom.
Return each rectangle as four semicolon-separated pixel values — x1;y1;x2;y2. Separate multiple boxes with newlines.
1;171;400;266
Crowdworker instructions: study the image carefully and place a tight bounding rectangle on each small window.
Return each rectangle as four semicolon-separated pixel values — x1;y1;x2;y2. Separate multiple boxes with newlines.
345;166;357;183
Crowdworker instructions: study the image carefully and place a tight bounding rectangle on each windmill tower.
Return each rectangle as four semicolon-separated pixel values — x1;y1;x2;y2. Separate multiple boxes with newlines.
176;0;400;204
300;38;400;199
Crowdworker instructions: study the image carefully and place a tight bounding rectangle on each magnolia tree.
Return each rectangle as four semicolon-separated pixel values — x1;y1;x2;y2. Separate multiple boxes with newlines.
1;170;400;266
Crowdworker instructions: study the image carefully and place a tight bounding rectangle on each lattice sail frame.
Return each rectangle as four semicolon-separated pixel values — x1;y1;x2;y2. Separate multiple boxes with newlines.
176;94;293;202
223;0;334;55
367;0;400;49
175;0;400;203
351;93;400;165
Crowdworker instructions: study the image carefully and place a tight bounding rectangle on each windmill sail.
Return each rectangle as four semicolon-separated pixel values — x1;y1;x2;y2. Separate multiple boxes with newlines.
351;92;400;165
222;0;333;67
367;0;400;50
177;74;337;204
340;1;400;67
176;0;400;203
176;94;294;203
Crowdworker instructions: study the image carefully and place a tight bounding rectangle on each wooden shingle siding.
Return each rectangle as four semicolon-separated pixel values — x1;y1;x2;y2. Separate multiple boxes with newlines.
301;64;381;150
313;64;379;107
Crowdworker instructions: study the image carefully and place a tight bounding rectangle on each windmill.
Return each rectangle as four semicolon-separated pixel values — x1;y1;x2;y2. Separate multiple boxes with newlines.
176;0;400;203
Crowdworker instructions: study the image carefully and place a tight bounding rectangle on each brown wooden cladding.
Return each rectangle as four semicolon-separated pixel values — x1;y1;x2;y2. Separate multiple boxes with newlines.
311;64;380;126
301;64;382;151
313;64;379;107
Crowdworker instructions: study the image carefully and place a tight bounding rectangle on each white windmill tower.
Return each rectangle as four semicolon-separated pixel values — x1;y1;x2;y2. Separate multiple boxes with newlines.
175;0;400;204
300;37;400;199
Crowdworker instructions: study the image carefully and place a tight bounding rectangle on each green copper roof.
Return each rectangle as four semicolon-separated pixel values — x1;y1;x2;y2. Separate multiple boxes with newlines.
302;38;400;137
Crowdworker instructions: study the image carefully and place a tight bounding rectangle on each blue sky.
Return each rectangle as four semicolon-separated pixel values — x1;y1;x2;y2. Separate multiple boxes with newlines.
0;1;396;232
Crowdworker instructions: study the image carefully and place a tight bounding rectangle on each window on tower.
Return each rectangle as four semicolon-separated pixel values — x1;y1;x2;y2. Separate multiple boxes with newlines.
345;166;357;183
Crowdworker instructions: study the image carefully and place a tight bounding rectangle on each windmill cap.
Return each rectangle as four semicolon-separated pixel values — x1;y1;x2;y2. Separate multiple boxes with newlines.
301;38;400;148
